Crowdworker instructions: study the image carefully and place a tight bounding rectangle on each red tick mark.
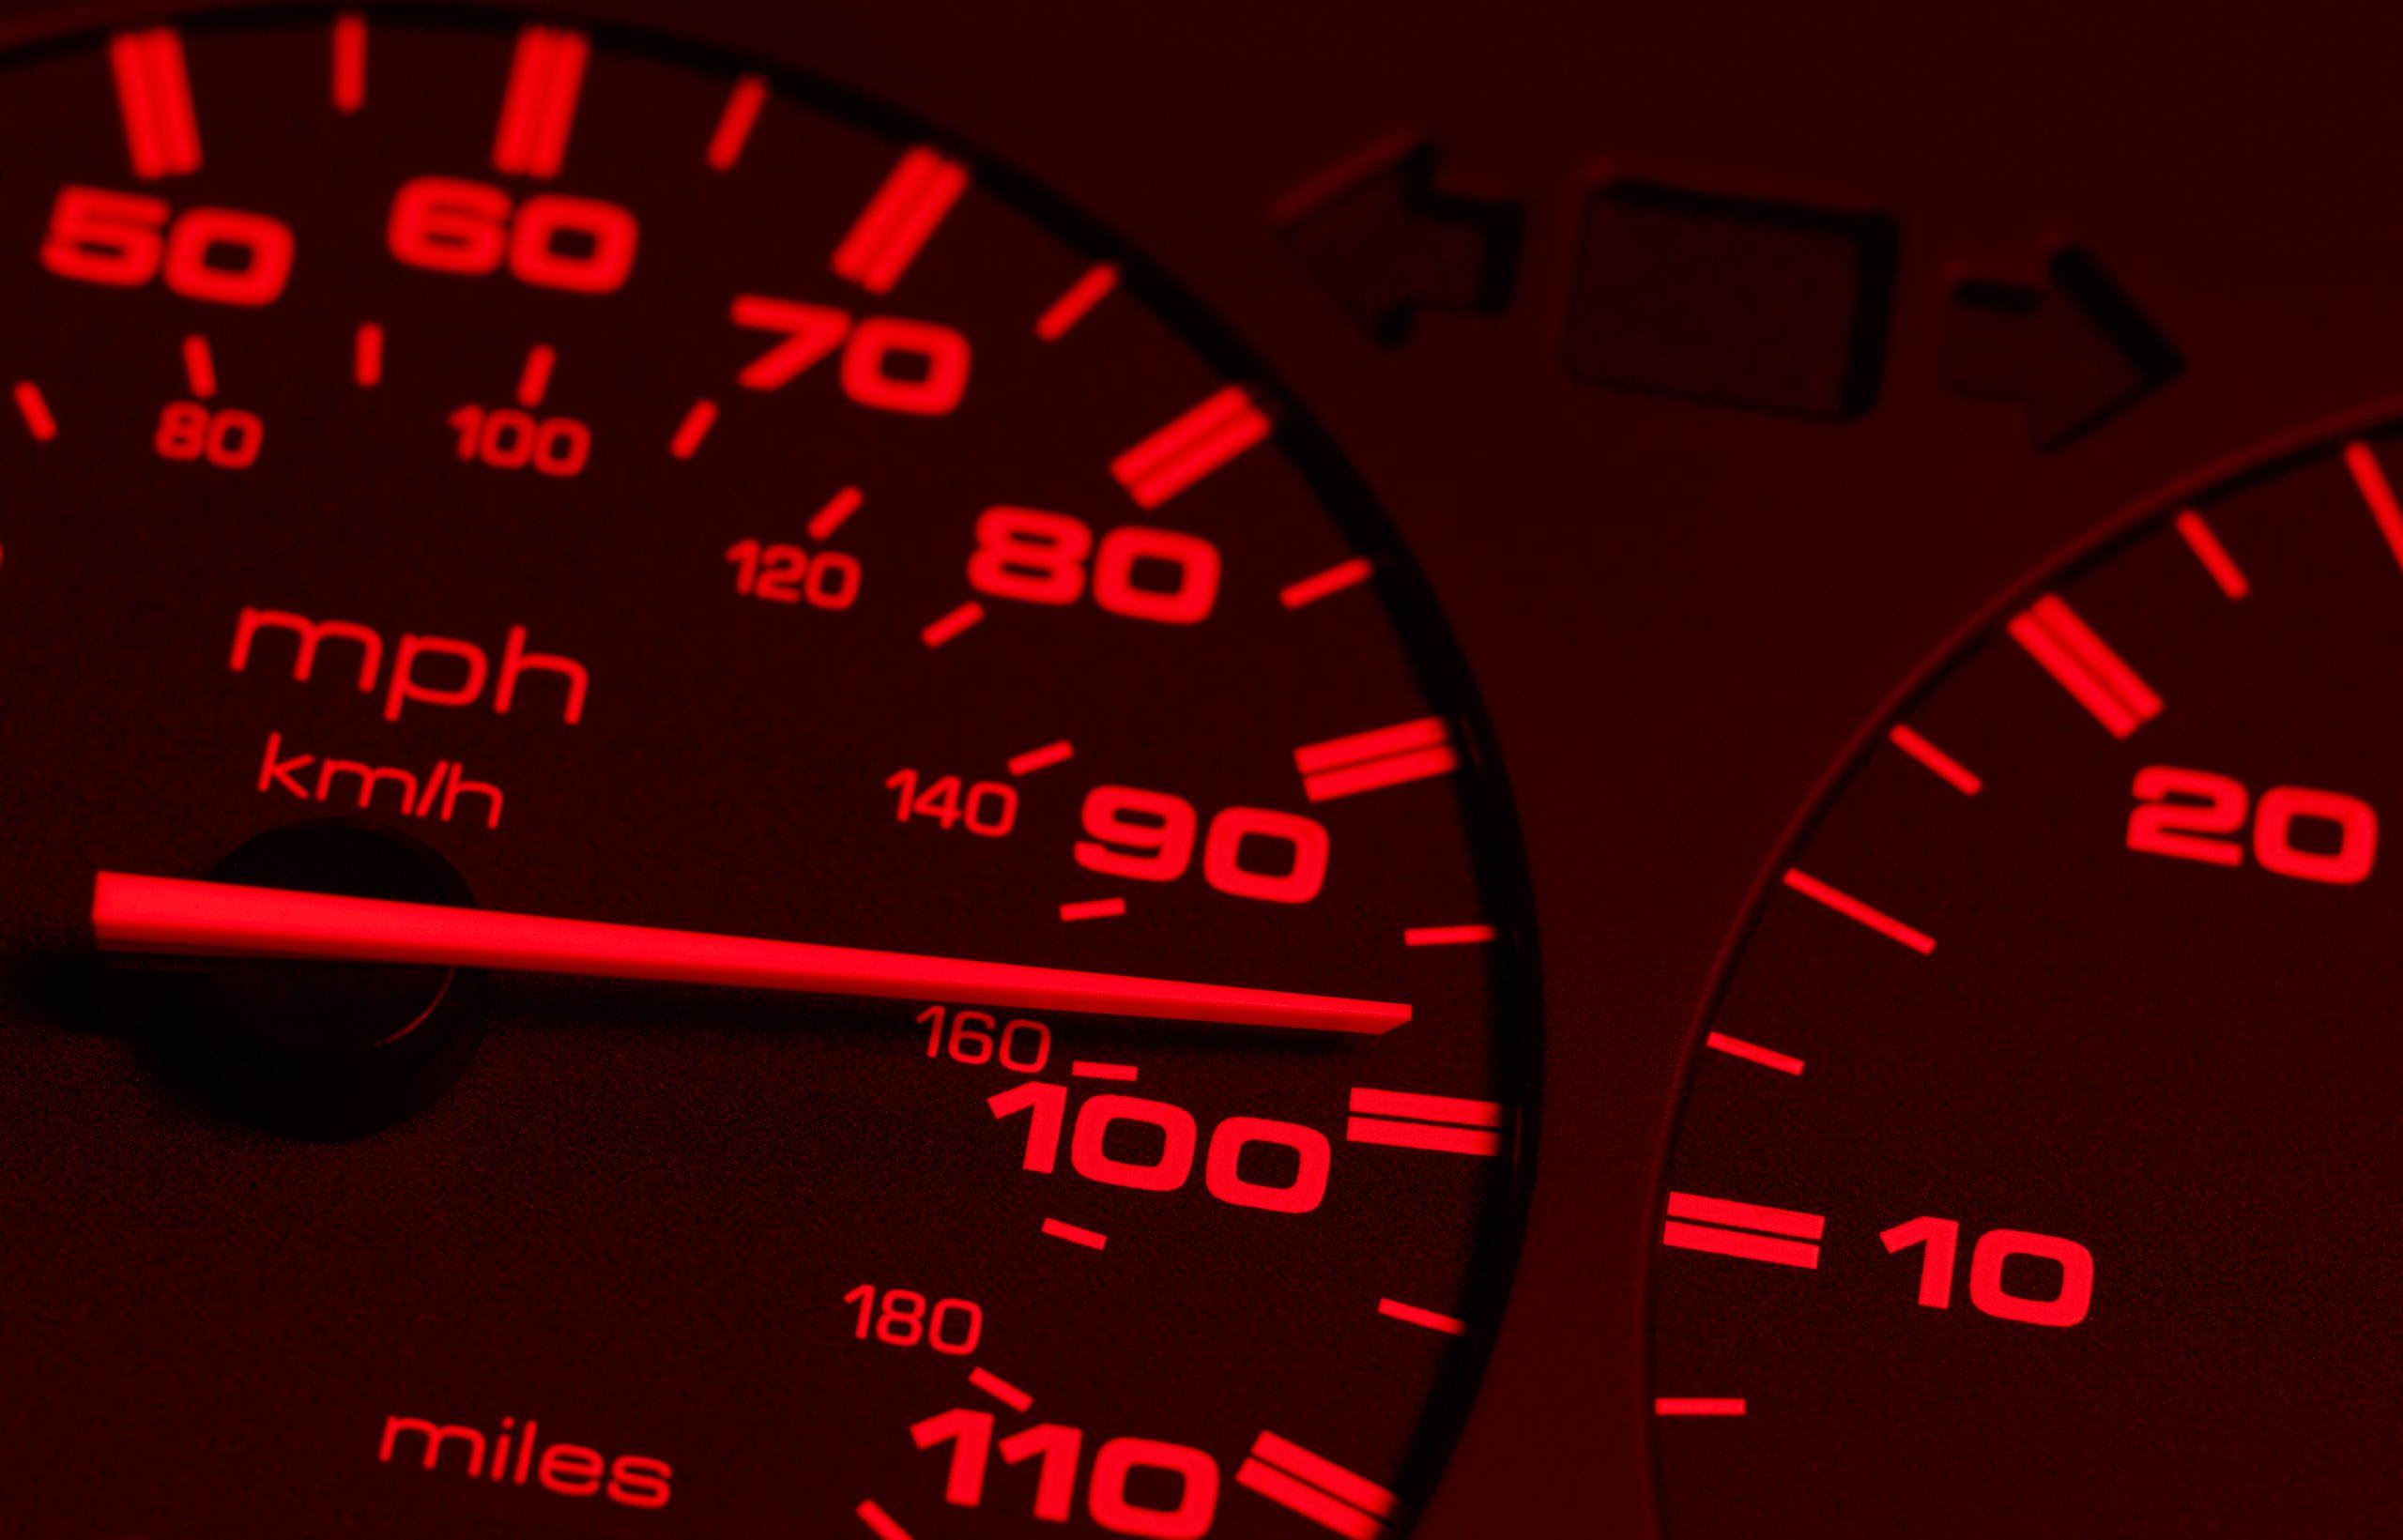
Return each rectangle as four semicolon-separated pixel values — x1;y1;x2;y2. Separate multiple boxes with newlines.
1888;724;1982;796
2007;594;2161;739
1111;386;1270;509
1783;868;1935;954
831;146;968;295
1034;263;1117;341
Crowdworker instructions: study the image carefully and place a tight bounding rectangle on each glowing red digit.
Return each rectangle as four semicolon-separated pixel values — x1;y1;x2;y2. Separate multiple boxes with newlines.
447;404;483;460
969;507;1091;605
911;1408;993;1507
844;1282;874;1337
965;782;1018;837
928;1298;982;1355
2253;785;2377;884
987;1080;1067;1172
388;175;509;275
913;775;965;829
2128;766;2248;867
155;402;257;467
531;417;589;476
480;408;535;468
875;1288;927;1346
998;1018;1049;1074
1879;1214;1960;1308
161;207;294;306
1092;526;1219;624
203;408;262;467
1070;1094;1197;1192
1203;1117;1330;1213
1075;786;1196;882
43;186;167;286
1000;1424;1081;1522
154;401;207;460
1201;807;1328;904
730;296;851;389
840;315;972;416
508;193;637;294
1967;1228;2094;1328
727;539;762;596
804;552;861;610
754;544;806;602
1086;1438;1217;1540
949;1010;995;1064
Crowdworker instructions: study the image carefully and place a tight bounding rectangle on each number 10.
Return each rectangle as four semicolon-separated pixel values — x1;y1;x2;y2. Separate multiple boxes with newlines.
1880;1215;2094;1328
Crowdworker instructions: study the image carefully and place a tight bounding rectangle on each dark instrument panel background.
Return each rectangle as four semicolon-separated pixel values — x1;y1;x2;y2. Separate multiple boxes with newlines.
7;1;2395;1533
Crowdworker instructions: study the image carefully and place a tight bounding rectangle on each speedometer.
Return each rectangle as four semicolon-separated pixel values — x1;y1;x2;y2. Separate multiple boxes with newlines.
0;11;1534;1536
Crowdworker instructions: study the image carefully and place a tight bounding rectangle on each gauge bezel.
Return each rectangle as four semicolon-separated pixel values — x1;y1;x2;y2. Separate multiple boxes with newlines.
1644;388;2403;1509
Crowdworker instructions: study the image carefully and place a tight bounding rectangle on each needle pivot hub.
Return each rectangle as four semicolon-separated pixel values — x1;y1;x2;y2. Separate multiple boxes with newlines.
184;820;482;1136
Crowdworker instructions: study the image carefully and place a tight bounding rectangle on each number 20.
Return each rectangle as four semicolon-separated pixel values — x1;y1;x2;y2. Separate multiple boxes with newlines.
2127;766;2377;884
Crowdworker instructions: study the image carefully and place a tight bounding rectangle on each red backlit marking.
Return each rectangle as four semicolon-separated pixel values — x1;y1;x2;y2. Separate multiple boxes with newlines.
808;485;864;541
1236;1431;1396;1539
1294;716;1457;802
1402;922;1494;946
830;146;969;295
14;382;56;441
2007;594;2161;739
1654;1398;1746;1417
110;28;201;180
1376;1298;1467;1335
1783;868;1936;955
706;75;768;170
514;344;556;408
491;26;588;180
1704;1030;1804;1075
1007;740;1074;777
90;872;1414;1032
1343;1087;1505;1157
855;1501;914;1540
330;13;366;114
1888;724;1982;796
353;323;384;388
668;398;716;460
1663;1191;1825;1272
921;601;984;648
1034;263;1118;341
2173;510;2248;600
1350;1087;1504;1126
1071;1060;1138;1080
1059;897;1125;922
181;334;217;399
1040;1217;1106;1250
1111;386;1272;509
1346;1116;1492;1153
1281;557;1373;609
968;1367;1032;1412
2345;439;2403;572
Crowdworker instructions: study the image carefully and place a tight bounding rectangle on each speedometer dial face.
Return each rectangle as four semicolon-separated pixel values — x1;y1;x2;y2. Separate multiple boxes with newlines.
0;11;1534;1536
1649;423;2403;1533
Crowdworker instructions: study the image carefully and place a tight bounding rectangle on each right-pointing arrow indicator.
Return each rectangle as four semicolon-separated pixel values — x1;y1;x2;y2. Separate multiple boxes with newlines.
1939;244;2182;450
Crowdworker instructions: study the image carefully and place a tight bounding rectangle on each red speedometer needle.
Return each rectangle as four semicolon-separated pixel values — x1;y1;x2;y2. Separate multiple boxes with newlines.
90;873;1410;1034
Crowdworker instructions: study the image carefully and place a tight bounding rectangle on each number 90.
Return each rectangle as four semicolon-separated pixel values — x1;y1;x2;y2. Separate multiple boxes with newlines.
1076;785;1329;905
